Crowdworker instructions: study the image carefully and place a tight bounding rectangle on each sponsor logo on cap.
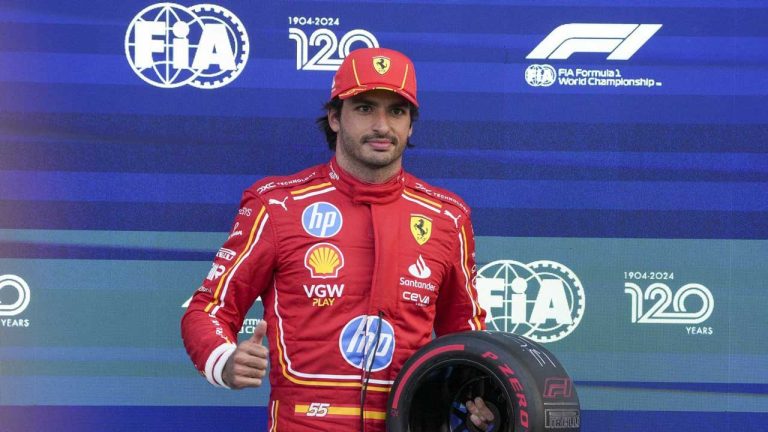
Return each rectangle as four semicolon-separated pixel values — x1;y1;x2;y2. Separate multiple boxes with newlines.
372;56;390;74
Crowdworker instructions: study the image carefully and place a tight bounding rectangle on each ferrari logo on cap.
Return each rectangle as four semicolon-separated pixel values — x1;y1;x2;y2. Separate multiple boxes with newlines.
372;56;391;75
410;214;432;245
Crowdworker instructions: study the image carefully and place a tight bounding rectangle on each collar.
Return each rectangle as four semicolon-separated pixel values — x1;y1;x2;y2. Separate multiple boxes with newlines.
326;158;405;205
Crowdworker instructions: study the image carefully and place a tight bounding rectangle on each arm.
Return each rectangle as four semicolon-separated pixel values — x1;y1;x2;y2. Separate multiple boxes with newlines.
433;216;494;429
433;215;486;336
180;191;276;388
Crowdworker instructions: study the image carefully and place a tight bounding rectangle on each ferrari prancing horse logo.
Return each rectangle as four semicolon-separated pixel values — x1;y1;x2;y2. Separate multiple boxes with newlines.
410;214;432;245
372;56;391;75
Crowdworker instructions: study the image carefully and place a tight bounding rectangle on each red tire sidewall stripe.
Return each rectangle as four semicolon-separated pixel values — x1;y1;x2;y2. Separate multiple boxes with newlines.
390;343;465;410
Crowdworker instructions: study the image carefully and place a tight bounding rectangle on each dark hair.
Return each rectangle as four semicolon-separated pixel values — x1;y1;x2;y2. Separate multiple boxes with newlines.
316;97;419;150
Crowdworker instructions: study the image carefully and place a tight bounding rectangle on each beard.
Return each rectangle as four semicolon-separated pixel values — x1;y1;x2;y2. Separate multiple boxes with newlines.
338;128;405;170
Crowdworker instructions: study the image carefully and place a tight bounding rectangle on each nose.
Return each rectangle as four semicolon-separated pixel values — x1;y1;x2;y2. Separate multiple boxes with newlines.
371;110;390;134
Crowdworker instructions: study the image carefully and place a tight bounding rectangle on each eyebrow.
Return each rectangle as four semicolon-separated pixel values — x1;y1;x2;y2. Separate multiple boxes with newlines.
352;97;409;109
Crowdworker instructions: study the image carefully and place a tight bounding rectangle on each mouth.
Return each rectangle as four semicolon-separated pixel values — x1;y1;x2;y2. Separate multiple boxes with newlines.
364;136;397;151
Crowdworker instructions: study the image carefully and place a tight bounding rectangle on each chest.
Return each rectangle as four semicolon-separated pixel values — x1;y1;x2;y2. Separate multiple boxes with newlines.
272;197;456;296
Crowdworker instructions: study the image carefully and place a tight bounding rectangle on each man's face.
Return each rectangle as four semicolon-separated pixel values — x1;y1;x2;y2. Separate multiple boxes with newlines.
329;90;413;178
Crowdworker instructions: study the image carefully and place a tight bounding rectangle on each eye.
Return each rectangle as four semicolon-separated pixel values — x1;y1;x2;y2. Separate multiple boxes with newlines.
391;107;407;116
355;104;373;113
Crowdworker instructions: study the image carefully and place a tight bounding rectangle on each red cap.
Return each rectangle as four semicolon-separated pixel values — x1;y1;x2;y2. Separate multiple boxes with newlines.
331;47;418;107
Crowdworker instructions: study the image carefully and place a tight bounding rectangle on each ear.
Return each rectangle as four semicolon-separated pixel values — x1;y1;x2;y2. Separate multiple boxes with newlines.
328;108;341;133
408;123;413;137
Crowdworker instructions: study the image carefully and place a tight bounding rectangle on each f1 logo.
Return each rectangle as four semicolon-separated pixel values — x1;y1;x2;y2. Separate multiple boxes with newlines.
527;23;662;60
543;377;573;399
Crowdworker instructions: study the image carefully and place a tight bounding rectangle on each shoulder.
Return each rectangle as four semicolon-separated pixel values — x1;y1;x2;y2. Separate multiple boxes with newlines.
244;164;328;199
403;173;471;218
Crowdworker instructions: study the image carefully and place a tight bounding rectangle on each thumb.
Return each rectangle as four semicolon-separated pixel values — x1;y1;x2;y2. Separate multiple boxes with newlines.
249;320;267;345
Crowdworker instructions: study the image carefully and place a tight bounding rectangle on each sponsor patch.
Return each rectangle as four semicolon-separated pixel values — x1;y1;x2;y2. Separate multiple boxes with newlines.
305;243;344;278
206;263;226;281
339;315;395;372
302;202;343;238
408;255;431;279
216;248;236;261
410;214;432;245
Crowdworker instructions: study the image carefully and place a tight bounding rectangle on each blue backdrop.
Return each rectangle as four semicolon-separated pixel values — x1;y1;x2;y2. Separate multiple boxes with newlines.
1;0;766;430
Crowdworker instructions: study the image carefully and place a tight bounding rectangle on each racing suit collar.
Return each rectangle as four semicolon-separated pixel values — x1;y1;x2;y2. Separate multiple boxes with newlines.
327;158;405;205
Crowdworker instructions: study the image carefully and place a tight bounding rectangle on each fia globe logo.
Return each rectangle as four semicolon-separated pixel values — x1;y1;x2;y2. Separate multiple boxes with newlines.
525;65;557;87
125;3;249;89
477;260;585;343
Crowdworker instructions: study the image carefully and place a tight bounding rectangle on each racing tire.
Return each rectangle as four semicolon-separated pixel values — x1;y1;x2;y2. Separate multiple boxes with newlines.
387;331;580;432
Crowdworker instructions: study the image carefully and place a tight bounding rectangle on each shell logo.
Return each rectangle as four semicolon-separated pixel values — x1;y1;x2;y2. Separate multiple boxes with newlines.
304;243;345;278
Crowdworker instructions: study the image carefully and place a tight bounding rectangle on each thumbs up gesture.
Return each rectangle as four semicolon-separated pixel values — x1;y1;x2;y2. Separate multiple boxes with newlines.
222;320;269;389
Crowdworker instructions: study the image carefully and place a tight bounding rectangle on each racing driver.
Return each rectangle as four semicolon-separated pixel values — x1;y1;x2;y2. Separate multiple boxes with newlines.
181;47;492;431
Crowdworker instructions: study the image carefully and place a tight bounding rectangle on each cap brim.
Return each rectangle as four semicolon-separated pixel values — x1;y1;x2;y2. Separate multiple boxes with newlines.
337;85;419;107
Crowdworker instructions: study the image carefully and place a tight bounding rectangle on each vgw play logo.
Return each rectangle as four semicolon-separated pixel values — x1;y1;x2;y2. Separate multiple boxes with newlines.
125;3;249;88
477;260;585;343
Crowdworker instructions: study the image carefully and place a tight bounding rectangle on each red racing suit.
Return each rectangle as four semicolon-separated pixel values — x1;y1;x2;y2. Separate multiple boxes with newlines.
181;159;486;431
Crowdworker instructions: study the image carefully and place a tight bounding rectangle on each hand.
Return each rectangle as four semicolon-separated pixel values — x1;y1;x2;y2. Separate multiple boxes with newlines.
465;397;495;431
222;320;269;389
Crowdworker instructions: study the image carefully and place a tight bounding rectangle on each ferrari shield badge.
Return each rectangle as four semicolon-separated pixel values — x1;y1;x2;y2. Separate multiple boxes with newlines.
410;214;432;245
372;56;391;75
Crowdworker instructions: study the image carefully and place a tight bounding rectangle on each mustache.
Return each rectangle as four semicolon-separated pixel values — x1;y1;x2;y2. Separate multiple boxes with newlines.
362;133;399;145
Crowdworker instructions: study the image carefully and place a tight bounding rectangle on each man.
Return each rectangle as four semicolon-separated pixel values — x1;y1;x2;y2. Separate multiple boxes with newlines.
181;47;492;431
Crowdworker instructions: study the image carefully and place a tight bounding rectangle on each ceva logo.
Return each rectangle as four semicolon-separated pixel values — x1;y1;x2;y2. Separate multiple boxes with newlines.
527;23;662;60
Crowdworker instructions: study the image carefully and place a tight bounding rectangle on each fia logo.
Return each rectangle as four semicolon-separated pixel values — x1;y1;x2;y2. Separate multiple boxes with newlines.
339;315;395;372
125;3;249;88
525;65;557;87
477;260;585;343
302;202;343;238
289;28;378;71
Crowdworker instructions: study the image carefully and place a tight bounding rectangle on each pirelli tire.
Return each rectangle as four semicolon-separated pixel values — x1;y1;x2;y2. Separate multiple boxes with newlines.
386;331;580;432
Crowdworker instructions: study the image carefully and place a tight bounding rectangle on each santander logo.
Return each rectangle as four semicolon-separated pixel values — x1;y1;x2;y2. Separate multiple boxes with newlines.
408;255;431;279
